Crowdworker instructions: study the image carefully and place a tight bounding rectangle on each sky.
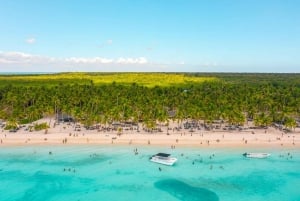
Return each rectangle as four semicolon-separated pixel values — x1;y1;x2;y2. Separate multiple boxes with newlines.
0;0;299;72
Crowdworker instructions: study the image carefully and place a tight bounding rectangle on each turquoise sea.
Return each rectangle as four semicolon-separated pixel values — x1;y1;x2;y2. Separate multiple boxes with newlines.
0;145;299;201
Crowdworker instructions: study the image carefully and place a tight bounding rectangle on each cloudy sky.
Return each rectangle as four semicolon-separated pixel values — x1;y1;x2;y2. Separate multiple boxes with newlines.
0;0;299;72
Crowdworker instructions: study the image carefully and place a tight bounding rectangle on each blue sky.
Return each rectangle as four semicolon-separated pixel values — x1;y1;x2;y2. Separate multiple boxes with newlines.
0;0;299;72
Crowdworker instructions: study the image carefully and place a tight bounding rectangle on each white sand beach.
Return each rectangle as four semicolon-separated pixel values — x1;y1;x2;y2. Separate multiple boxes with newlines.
0;118;299;148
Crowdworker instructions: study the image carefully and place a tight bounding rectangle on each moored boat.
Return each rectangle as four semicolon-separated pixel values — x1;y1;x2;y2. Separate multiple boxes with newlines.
243;152;271;158
150;153;177;166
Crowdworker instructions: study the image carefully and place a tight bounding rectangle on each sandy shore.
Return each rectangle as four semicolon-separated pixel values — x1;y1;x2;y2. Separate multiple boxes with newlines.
0;119;299;148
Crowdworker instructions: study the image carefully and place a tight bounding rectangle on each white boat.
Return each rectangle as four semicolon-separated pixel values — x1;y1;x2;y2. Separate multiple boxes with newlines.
243;152;271;158
150;153;177;166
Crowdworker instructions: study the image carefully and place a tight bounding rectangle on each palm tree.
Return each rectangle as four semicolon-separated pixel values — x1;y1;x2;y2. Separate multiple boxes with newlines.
284;117;297;131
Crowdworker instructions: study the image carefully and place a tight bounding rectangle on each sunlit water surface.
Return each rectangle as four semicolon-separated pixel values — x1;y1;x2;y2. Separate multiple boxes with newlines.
0;145;299;201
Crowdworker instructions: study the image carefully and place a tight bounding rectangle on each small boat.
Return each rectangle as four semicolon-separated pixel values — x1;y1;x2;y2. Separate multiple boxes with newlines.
150;153;177;166
243;152;271;158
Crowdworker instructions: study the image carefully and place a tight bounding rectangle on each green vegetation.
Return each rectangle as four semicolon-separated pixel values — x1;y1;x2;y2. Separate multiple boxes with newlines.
0;73;299;130
0;73;217;87
34;122;49;131
4;120;18;130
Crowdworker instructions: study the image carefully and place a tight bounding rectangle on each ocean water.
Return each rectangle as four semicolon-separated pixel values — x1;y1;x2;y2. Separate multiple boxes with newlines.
0;145;299;201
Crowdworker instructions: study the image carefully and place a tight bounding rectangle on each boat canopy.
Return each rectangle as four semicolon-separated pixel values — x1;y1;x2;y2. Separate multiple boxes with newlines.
155;153;170;157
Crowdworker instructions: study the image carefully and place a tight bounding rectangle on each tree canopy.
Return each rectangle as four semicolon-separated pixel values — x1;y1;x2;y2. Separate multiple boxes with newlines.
0;73;299;129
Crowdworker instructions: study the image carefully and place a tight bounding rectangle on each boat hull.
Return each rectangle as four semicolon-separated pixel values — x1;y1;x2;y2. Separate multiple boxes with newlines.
243;153;271;158
150;157;177;166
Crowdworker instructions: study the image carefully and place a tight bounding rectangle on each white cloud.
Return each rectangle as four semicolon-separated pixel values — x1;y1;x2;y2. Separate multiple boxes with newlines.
116;57;147;64
202;62;218;67
0;51;52;64
106;39;113;45
0;51;225;73
98;39;113;48
0;51;148;67
65;57;113;64
26;38;36;44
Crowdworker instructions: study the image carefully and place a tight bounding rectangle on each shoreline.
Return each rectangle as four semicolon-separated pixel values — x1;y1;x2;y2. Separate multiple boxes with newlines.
1;118;299;149
1;131;299;149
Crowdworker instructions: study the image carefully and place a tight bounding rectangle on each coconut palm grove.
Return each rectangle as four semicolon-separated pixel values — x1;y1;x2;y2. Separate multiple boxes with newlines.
1;73;300;130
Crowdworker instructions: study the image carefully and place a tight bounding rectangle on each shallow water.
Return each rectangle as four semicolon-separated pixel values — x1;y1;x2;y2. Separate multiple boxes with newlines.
0;146;299;201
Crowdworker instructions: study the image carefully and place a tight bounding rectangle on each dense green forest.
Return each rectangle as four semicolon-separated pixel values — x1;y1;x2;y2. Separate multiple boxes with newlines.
0;73;299;130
